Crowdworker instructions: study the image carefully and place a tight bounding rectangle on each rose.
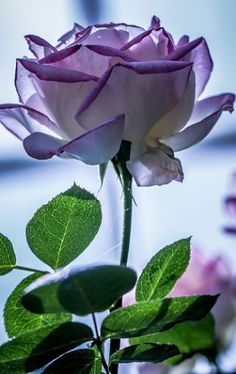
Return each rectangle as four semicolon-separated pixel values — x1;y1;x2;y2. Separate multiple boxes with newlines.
0;16;234;186
138;247;236;373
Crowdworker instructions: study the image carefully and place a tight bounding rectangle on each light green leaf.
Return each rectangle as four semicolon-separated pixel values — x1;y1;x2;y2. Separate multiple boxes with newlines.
110;343;179;364
0;322;93;373
101;295;218;339
26;184;102;269
22;265;137;316
42;349;102;373
0;233;16;275
136;238;191;302
4;273;72;338
130;314;215;354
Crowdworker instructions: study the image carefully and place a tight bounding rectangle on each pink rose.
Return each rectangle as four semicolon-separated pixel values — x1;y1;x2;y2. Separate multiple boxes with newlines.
0;17;234;186
169;247;236;342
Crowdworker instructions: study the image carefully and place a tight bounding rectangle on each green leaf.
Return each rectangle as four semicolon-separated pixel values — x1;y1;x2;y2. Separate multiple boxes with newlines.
130;314;215;354
136;238;191;302
4;273;72;338
42;349;102;373
99;163;108;188
0;322;93;373
110;343;179;364
22;265;137;316
0;233;16;275
26;184;102;269
101;295;218;339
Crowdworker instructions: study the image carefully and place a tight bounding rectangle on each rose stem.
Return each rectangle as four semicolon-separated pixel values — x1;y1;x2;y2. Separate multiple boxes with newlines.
109;161;133;374
92;313;110;374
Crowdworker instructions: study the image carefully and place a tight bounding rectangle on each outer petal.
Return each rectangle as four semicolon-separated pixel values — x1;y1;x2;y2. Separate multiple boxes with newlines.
127;145;183;187
166;37;213;98
24;114;125;164
76;60;193;142
161;93;235;151
59;113;125;164
149;71;195;138
16;59;97;139
0;103;60;140
25;35;56;59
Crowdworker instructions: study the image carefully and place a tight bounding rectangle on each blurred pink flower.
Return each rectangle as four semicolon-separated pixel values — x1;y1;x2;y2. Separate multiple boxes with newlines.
0;16;234;186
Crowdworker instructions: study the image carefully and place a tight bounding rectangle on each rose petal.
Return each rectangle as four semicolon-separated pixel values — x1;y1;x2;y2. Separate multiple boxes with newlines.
59;113;125;164
23;114;125;164
127;145;183;186
0;103;60;140
16;59;97;139
150;15;161;30
57;23;83;47
25;35;56;59
40;44;134;78
177;35;190;47
166;37;213;98
23;132;65;160
76;60;193;142
161;93;235;151
149;70;195;138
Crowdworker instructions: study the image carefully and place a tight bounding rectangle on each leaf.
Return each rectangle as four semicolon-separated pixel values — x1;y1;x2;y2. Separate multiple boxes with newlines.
136;238;191;302
0;322;93;373
101;295;218;339
99;163;108;188
110;343;179;364
42;349;102;373
4;273;72;338
130;314;215;354
0;233;16;275
26;184;102;269
22;265;137;316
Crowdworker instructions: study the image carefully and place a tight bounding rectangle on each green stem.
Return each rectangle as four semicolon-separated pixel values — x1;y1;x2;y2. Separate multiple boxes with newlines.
109;161;133;374
14;265;46;273
92;314;110;374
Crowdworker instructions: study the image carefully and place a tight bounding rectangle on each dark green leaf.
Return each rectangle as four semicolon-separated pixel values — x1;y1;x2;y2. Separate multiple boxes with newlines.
0;322;93;373
4;273;72;338
136;238;191;302
130;315;215;354
26;184;102;269
22;265;137;316
110;343;179;364
99;163;108;188
42;349;102;373
0;233;16;275
101;295;218;339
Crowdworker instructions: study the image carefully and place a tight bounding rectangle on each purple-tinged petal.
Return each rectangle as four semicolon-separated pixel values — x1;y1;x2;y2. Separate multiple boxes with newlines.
121;30;160;61
166;37;213;97
17;58;97;138
40;44;134;77
0;103;60;140
177;35;190;47
59;114;125;164
80;27;130;48
161;93;235;151
23;132;65;160
17;59;98;82
127;146;183;187
25;35;56;59
76;60;193;142
150;28;175;57
57;23;83;47
39;45;81;64
149;71;195;138
150;16;161;30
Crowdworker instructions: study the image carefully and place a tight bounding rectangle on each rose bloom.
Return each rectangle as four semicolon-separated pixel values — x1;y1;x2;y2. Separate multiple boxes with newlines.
138;247;236;374
0;16;234;186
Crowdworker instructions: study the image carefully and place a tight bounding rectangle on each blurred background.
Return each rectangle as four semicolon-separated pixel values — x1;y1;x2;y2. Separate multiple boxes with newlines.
0;1;236;373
